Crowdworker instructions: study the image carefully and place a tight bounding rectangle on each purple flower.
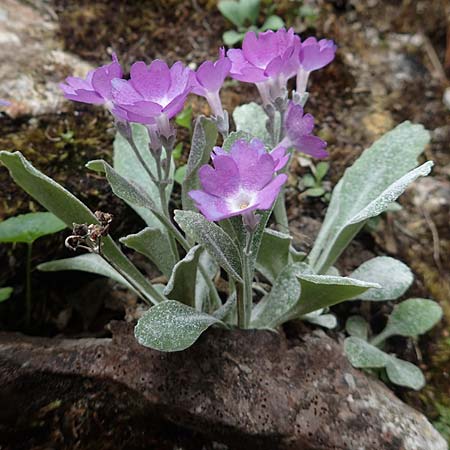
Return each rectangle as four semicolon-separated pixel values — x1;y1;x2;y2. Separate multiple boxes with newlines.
296;38;336;94
189;139;288;222
60;54;123;105
228;28;300;104
280;102;328;159
192;49;230;118
0;99;10;107
111;60;193;135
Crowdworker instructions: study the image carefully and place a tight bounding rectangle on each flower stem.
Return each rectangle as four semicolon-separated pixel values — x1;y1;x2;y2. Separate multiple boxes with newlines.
237;231;254;329
25;243;32;327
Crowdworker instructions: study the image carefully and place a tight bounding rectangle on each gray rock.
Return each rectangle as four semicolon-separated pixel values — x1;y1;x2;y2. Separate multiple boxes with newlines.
0;0;92;117
0;322;446;450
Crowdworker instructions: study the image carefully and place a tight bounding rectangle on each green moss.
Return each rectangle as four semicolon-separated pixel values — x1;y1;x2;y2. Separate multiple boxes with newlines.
0;107;114;220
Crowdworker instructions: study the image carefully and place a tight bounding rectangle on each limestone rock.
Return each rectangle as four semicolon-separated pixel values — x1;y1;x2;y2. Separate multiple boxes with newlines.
0;0;92;117
0;322;446;450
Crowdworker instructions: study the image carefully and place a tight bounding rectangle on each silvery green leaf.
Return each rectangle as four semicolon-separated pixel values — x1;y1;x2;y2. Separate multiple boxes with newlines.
345;315;370;340
213;292;236;321
344;336;389;368
350;256;414;301
222;130;252;151
38;253;135;292
385;356;425;390
164;245;203;307
113;123;173;228
309;122;431;274
223;30;245;46
182;117;217;211
386;202;402;212
0;151;162;304
218;0;260;27
0;212;66;245
302;312;337;329
294;274;380;316
326;266;340;276
260;15;284;31
120;227;176;278
256;229;291;283
0;287;13;303
249;208;278;272
251;263;302;329
86;159;159;214
233;102;270;143
290;247;307;263
384;298;443;338
135;300;223;352
174;210;242;282
195;250;219;312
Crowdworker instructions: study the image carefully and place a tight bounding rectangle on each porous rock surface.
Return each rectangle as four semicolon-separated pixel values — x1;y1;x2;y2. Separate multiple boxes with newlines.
0;0;91;117
0;322;446;450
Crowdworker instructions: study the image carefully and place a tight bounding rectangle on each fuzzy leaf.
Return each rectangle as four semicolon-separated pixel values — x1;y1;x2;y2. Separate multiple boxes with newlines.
135;300;223;352
182;117;218;211
218;0;259;27
345;315;369;340
120;227;176;278
256;229;291;283
0;151;162;304
302;311;337;329
384;298;443;338
350;256;414;301
195;250;219;312
309;122;431;273
213;292;236;321
223;30;245;46
38;253;134;291
0;212;66;244
344;336;389;368
251;263;302;329
233;102;270;143
294;274;380;316
260;15;284;31
385;357;425;390
86;159;159;214
222;130;252;151
0;287;13;303
174;210;242;282
164;245;203;307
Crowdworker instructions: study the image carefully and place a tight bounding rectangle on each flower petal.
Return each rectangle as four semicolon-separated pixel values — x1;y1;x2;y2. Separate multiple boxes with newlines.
198;156;240;197
188;190;234;222
254;174;287;210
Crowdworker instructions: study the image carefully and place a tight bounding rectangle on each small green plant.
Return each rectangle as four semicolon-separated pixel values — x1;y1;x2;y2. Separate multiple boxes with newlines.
299;161;331;200
344;298;443;390
0;212;66;324
0;286;13;302
433;403;450;443
218;0;284;46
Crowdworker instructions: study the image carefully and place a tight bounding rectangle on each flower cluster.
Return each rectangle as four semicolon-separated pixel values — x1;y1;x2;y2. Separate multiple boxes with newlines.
60;28;335;223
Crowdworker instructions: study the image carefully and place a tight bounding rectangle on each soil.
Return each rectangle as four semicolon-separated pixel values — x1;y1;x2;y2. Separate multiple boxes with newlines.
0;0;449;448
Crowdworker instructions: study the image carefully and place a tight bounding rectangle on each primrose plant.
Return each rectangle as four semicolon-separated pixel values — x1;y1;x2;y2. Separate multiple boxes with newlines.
0;28;441;378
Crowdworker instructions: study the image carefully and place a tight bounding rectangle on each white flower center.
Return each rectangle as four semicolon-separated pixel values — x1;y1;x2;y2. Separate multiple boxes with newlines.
228;190;256;213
